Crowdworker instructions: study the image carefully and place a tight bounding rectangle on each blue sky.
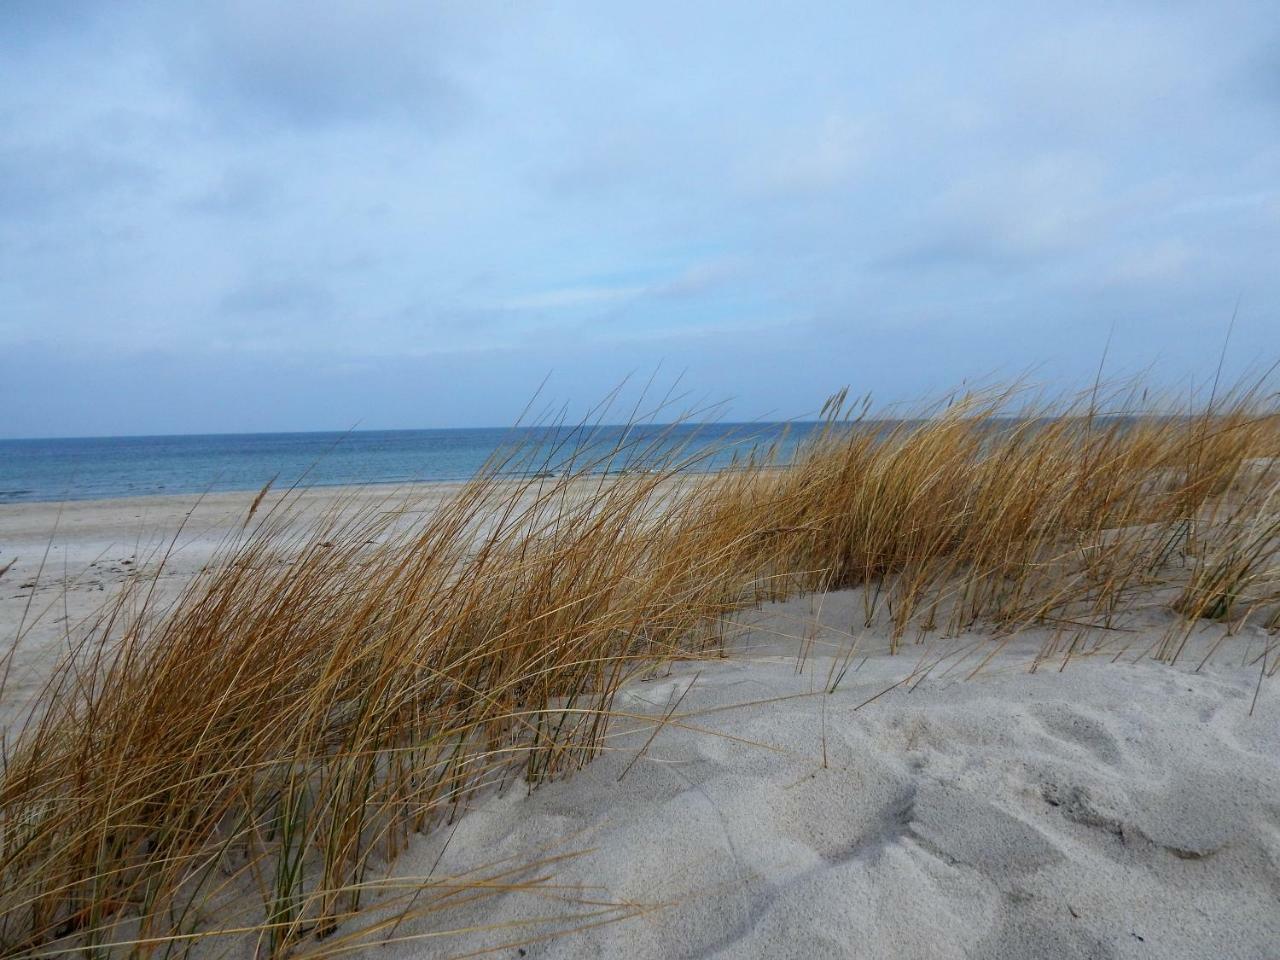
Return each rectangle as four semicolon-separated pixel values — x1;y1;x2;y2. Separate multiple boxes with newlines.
1;1;1277;437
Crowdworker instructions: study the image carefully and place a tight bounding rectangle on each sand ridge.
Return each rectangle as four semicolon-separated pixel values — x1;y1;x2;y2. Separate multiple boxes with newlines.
0;483;471;729
2;490;1277;958
367;593;1280;959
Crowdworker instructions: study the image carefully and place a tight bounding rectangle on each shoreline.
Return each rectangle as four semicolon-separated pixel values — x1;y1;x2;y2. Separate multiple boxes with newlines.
0;477;503;510
0;482;473;730
0;478;474;525
0;462;751;507
0;420;816;506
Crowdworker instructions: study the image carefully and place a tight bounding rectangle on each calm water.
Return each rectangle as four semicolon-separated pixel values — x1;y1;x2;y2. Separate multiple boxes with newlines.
0;423;830;504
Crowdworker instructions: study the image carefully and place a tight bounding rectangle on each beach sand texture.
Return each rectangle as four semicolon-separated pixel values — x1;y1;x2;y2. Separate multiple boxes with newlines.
0;484;469;730
2;485;1277;959
379;595;1280;960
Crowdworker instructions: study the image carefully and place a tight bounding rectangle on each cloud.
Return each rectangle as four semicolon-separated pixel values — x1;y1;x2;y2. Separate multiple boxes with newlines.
0;1;104;46
219;277;332;317
739;113;871;195
0;1;1277;436
1106;240;1196;285
183;169;279;217
650;261;741;298
0;143;151;218
498;284;646;312
497;262;737;313
163;2;469;130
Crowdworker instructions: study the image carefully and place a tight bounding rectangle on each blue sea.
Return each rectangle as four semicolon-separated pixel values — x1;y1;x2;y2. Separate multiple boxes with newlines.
0;423;829;504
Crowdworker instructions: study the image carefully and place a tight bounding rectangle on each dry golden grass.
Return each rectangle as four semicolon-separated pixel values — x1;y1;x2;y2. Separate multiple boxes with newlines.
1;377;1278;958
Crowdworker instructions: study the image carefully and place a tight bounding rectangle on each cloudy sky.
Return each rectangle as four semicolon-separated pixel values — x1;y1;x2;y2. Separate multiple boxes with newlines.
2;1;1277;437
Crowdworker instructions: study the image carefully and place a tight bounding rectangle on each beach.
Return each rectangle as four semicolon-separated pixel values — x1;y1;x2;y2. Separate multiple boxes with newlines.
379;596;1280;960
9;3;1279;956
0;484;463;730
3;483;1277;959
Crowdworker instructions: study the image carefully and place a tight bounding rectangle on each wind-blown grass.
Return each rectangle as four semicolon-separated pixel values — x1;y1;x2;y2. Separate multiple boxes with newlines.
1;377;1277;958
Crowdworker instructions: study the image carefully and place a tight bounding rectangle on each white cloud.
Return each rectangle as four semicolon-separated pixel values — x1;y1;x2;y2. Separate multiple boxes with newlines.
498;284;647;311
1;1;1277;434
740;113;872;194
1108;240;1196;285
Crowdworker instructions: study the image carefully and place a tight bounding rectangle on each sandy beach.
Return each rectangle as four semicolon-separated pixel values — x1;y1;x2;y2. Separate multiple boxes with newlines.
379;595;1280;960
3;486;1277;959
0;484;467;729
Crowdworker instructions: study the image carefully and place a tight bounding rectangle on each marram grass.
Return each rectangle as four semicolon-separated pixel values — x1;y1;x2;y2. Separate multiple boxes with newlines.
1;378;1278;958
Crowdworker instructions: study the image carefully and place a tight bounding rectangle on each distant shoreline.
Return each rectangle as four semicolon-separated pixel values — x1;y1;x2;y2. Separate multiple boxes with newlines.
0;414;1179;505
0;421;820;505
0;475;504;508
0;478;472;513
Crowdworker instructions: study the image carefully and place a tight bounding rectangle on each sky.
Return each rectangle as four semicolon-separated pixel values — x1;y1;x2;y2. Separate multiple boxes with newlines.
1;1;1277;437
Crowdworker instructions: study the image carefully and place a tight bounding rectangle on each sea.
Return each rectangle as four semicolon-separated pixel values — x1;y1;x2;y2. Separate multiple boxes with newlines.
0;422;831;504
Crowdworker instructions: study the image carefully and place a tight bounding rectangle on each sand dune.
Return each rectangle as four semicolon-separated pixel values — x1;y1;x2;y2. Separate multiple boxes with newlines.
374;594;1280;959
0;484;469;729
3;490;1277;959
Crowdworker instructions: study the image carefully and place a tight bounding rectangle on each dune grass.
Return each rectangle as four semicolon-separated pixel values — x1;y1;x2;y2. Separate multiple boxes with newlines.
1;377;1278;958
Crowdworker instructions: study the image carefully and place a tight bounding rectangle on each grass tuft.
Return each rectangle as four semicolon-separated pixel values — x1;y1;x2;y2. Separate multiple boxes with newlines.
1;376;1278;957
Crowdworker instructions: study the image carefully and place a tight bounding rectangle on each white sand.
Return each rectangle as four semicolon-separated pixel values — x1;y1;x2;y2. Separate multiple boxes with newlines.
0;484;467;728
364;592;1280;959
3;491;1278;958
